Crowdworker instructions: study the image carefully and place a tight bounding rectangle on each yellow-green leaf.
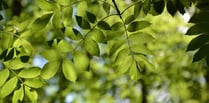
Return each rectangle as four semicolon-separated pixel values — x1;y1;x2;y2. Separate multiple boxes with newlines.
24;78;44;88
18;67;41;78
0;77;18;98
62;59;77;82
36;0;55;11
25;86;38;102
12;86;24;103
73;51;89;71
84;38;100;56
41;61;60;79
0;69;10;87
32;13;53;31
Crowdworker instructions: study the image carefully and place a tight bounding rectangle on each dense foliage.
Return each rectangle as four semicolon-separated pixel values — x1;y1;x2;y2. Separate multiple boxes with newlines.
0;0;209;103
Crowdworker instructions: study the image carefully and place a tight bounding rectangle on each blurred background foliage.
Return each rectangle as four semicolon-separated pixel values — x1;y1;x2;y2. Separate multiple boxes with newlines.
0;0;209;103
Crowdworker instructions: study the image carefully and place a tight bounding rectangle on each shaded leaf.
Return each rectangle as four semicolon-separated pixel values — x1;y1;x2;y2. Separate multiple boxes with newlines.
129;32;154;44
24;78;44;88
86;11;96;23
153;0;165;14
186;23;209;35
0;77;18;98
12;86;24;103
129;62;140;81
193;44;209;62
166;0;177;16
143;0;151;14
187;35;209;51
189;11;209;23
127;21;151;32
97;21;112;30
41;61;60;79
0;69;10;87
75;15;91;29
176;0;185;14
18;67;41;78
32;13;53;31
111;22;123;30
125;15;136;24
20;55;30;63
103;2;110;14
0;14;3;20
62;59;77;82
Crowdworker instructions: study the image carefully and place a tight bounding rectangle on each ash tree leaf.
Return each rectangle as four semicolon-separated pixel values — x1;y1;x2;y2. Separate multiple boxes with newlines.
12;86;24;103
166;0;177;16
86;11;96;23
186;23;209;35
143;0;151;14
129;32;154;44
24;78;44;88
0;77;18;98
134;2;143;17
32;13;53;31
52;11;62;29
36;0;55;11
5;58;27;70
187;35;209;51
0;69;10;87
111;22;123;30
84;38;100;56
25;86;38;102
20;55;30;63
56;40;73;53
153;0;165;14
5;48;15;61
86;29;106;43
97;21;112;30
62;59;77;82
129;62;140;81
127;21;151;32
75;15;91;29
18;67;41;78
176;0;185;14
193;44;209;62
0;49;8;60
41;61;60;79
103;2;110;14
125;15;136;24
73;51;89;71
189;11;209;23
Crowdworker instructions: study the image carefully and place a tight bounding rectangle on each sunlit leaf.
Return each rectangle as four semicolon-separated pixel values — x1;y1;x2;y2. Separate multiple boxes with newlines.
73;51;89;71
86;11;96;23
65;27;83;40
56;40;73;53
116;55;132;75
12;86;24;103
24;78;44;88
52;11;62;29
131;44;153;55
187;35;209;51
134;55;155;71
18;67;41;78
77;1;88;16
75;15;91;29
36;0;55;11
129;32;154;44
62;59;77;82
109;39;126;56
97;21;111;30
32;13;53;31
86;29;105;43
0;77;18;98
193;44;209;62
129;62;140;81
127;21;151;32
84;38;100;56
0;69;10;87
25;86;38;102
41;49;61;61
57;0;70;6
41;61;60;79
5;58;27;70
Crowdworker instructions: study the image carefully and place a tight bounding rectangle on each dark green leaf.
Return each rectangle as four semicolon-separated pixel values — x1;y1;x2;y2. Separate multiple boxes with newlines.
189;11;209;23
0;14;3;20
125;15;135;24
143;0;151;14
166;0;177;16
20;56;30;63
0;1;8;10
97;21;112;30
176;0;185;14
84;38;100;56
111;22;123;30
153;0;165;14
134;2;143;17
127;21;151;32
193;44;209;62
5;48;15;61
86;11;96;23
186;23;209;35
75;15;91;29
103;2;110;14
32;13;53;31
196;2;209;11
187;35;209;51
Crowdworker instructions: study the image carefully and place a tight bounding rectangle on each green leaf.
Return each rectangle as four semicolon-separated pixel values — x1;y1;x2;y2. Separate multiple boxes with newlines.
125;15;136;24
193;44;209;62
65;27;83;40
109;39;126;56
5;58;27;70
134;2;143;17
131;44;153;55
97;21;112;30
62;59;77;82
153;0;165;14
5;48;15;61
57;0;70;6
86;29;105;43
41;61;60;79
134;55;155;71
0;69;10;87
176;0;185;14
166;0;177;16
25;86;38;102
116;55;132;75
84;38;100;56
20;55;30;63
127;21;151;32
36;0;55;11
86;11;96;23
189;11;209;23
142;0;151;14
18;67;41;78
111;22;123;30
56;40;73;53
206;55;209;66
12;86;24;103
187;35;209;51
129;32;154;44
75;15;91;29
41;49;61;61
52;11;62;29
32;13;53;31
103;2;110;14
129;62;140;81
73;51;89;71
186;23;209;35
24;78;44;88
0;77;18;98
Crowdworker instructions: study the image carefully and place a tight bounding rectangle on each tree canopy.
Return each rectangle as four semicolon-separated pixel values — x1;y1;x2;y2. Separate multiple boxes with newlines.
0;0;209;103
